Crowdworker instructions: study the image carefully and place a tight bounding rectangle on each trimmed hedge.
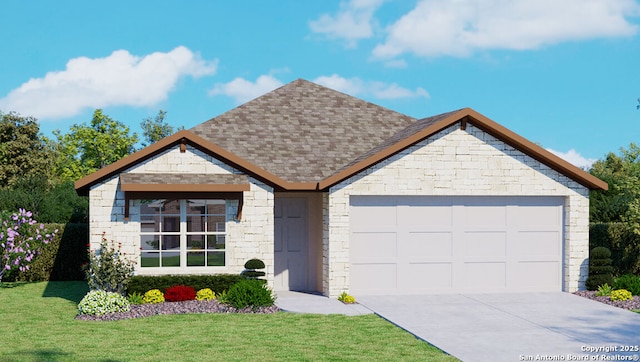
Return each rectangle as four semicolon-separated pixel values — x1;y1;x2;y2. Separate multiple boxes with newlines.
7;223;89;282
590;222;640;276
127;274;244;295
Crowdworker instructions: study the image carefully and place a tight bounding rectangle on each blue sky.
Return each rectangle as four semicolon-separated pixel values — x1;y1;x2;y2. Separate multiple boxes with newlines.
1;0;639;168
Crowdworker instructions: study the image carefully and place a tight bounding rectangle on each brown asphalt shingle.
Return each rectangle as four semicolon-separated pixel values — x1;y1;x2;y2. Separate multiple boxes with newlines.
190;79;417;183
120;173;248;185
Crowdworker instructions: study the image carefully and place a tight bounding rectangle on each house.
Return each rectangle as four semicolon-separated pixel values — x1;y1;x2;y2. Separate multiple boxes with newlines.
75;79;607;297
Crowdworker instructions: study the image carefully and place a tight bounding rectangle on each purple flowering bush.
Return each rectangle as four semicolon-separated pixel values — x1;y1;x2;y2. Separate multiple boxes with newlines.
0;209;57;283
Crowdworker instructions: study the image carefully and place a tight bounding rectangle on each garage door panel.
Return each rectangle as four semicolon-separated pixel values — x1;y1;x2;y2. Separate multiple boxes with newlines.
351;232;396;258
463;205;507;228
351;263;396;292
516;231;561;257
515;204;562;227
350;205;396;229
515;262;560;289
350;196;563;294
464;262;507;289
404;232;452;259
399;205;453;227
463;232;507;257
399;263;453;289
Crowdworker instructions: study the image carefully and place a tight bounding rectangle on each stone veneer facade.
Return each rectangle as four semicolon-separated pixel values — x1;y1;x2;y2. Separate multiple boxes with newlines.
89;124;590;298
88;145;275;285
323;124;589;297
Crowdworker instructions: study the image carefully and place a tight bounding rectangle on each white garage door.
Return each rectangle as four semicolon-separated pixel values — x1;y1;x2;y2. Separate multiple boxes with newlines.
350;196;563;294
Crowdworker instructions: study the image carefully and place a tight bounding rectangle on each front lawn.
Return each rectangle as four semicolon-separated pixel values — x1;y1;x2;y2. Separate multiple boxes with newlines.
0;281;456;361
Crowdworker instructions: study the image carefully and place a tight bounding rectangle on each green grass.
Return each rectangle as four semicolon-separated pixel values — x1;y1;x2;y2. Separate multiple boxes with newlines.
0;281;457;362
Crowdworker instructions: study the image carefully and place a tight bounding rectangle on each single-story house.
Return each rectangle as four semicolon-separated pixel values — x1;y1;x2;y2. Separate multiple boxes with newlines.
75;79;607;297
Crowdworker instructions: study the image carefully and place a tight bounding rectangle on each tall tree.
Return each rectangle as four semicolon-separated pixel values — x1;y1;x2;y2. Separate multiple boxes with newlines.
0;111;54;188
141;110;181;146
590;143;640;230
53;109;138;181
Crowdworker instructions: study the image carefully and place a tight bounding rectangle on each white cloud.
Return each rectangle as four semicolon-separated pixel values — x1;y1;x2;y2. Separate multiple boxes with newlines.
547;148;598;169
209;74;428;104
314;74;429;99
373;0;640;59
309;0;385;47
208;75;284;103
0;46;217;119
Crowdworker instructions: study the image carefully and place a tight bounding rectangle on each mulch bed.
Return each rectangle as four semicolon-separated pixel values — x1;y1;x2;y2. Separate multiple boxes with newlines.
76;299;280;321
573;290;640;311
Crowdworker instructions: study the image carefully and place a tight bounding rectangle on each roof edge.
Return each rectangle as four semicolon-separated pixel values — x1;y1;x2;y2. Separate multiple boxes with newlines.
318;108;607;191
75;130;298;195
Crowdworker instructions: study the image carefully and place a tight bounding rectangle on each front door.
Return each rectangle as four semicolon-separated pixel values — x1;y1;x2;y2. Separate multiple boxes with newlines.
274;197;308;291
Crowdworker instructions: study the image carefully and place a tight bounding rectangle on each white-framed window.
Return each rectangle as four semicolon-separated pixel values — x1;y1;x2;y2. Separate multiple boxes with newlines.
139;199;226;268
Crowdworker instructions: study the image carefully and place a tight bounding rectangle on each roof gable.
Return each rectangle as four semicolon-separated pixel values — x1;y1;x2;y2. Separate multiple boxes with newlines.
75;79;607;194
190;79;416;183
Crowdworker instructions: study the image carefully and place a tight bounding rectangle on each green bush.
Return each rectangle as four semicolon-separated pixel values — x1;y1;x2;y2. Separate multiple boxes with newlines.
586;246;614;290
590;222;640;276
127;274;243;295
127;291;145;305
244;258;265;269
85;233;135;295
613;274;640;296
8;223;88;282
0;179;88;224
241;258;266;280
78;290;130;315
595;284;613;297
610;289;633;301
223;279;275;310
143;289;165;304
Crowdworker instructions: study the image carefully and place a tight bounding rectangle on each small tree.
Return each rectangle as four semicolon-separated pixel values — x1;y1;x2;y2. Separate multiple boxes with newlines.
241;258;266;280
586;246;615;290
85;233;135;295
0;209;57;283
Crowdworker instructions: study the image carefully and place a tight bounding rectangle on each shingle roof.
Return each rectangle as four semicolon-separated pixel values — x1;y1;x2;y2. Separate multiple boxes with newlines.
190;79;416;183
74;79;608;194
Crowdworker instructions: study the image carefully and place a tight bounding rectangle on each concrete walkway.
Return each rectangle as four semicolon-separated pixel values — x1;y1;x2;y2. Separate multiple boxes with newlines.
357;293;640;362
275;291;372;316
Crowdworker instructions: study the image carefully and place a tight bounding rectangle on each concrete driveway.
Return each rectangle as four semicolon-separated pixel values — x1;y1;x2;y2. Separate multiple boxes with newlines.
357;293;640;362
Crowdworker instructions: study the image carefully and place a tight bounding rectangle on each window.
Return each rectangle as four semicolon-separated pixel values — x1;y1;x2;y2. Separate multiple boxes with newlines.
140;199;226;268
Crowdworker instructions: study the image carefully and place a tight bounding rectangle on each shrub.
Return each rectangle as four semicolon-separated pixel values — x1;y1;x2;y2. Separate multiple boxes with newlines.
12;223;88;282
164;285;197;302
78;290;130;315
196;288;215;301
338;291;356;304
85;233;135;295
613;274;640;296
223;279;275;309
590;222;640;276
143;289;165;304
585;246;614;290
0;209;57;283
127;291;145;305
610;289;633;301
241;258;266;280
595;284;613;297
127;274;243;295
244;258;265;269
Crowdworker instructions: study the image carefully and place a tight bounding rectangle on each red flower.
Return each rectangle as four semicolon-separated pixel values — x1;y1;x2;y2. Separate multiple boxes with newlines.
164;285;197;302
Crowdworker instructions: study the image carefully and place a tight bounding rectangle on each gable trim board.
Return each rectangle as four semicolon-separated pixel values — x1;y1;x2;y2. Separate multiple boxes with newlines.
75;107;607;195
75;79;606;298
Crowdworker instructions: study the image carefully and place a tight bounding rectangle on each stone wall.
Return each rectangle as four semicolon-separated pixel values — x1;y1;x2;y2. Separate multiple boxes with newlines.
88;145;275;285
324;124;590;297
